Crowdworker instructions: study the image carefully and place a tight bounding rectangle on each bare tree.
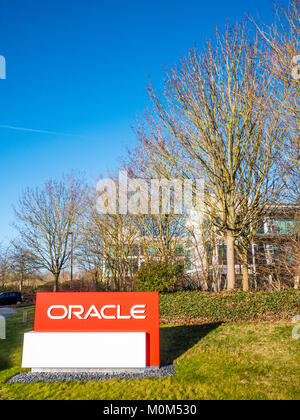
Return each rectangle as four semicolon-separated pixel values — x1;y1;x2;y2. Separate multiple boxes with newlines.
0;244;11;289
137;213;185;264
254;0;300;287
133;23;286;290
14;175;83;292
80;180;142;291
77;192;105;291
10;241;39;291
78;255;103;290
254;0;299;139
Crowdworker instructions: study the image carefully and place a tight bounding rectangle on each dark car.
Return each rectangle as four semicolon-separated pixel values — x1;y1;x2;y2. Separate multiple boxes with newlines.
0;292;24;306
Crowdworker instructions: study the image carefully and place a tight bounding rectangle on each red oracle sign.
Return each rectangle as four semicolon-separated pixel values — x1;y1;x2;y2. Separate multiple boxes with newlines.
34;292;160;367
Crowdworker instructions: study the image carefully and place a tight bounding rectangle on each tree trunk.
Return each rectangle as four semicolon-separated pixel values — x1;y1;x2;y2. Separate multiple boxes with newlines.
242;251;249;291
251;242;257;291
94;269;99;291
19;271;24;292
53;272;60;292
203;275;209;291
295;265;300;289
226;232;236;290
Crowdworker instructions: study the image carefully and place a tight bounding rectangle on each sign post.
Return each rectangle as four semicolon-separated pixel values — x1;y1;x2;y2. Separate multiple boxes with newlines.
22;292;160;371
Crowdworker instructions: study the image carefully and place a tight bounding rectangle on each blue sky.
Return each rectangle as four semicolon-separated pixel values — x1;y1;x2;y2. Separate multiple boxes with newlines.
0;0;282;243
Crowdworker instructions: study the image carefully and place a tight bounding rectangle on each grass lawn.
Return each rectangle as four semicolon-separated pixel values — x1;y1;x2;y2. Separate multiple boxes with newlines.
0;306;299;400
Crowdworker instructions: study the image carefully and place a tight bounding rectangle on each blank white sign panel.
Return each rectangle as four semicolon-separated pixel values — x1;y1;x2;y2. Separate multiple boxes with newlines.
22;331;146;369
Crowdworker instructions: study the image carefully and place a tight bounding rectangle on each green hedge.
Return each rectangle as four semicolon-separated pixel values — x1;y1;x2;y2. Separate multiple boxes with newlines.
159;290;300;323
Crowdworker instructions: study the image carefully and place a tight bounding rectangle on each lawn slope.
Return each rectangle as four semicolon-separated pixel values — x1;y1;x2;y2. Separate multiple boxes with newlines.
0;302;299;400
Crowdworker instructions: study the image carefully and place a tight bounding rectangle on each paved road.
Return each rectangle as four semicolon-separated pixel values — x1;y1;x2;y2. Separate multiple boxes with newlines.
0;307;17;318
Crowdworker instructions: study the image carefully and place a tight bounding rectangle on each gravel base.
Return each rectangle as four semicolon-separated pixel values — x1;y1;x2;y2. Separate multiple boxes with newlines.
7;365;176;383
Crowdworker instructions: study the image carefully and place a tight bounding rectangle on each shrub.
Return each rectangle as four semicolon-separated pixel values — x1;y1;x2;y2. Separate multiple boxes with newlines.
136;262;184;292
